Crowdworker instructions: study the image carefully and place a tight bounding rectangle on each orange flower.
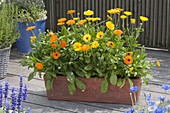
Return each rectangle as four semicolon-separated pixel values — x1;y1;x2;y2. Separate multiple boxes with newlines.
52;51;61;60
35;62;43;70
50;35;58;43
114;30;123;36
26;26;36;31
81;45;90;51
126;52;133;56
124;56;133;65
51;44;57;49
58;18;67;23
60;40;67;48
67;10;76;14
77;20;87;25
66;20;75;25
57;22;65;26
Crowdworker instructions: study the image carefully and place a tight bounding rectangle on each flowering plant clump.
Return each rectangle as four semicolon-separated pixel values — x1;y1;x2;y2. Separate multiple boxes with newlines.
0;76;31;113
126;85;170;113
21;8;152;95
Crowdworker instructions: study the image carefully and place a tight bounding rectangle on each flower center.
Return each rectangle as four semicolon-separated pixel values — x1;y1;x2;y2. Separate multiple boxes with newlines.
127;59;131;62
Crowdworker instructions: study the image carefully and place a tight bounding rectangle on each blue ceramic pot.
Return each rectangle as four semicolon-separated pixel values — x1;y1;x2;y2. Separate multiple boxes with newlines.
16;19;46;54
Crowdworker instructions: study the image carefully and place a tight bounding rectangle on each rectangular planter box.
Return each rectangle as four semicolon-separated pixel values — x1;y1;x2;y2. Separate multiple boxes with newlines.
45;76;141;104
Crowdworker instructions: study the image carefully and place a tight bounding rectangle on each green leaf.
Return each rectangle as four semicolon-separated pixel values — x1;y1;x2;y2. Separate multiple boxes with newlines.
75;70;85;77
68;83;76;95
95;68;102;75
120;78;126;88
85;73;91;78
66;72;75;84
84;64;92;71
127;78;133;87
101;79;109;93
110;71;117;85
85;56;90;63
46;80;52;90
76;78;86;92
28;71;36;81
117;78;122;87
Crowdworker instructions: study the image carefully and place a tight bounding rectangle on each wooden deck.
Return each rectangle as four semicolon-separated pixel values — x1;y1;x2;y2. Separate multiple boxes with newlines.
5;48;170;113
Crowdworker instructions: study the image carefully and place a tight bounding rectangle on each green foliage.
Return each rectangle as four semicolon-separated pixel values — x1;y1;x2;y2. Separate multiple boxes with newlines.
0;2;19;49
21;9;153;95
12;0;47;22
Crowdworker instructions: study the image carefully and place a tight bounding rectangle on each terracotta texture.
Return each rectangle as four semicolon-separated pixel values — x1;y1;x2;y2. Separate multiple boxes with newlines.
45;76;141;104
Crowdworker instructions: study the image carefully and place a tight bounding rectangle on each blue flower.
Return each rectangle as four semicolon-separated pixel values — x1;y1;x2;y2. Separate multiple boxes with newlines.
4;81;9;99
158;96;165;101
26;107;31;113
148;101;155;106
168;99;170;104
125;108;135;113
155;107;164;113
5;102;10;113
130;86;138;92
162;84;170;90
0;83;3;108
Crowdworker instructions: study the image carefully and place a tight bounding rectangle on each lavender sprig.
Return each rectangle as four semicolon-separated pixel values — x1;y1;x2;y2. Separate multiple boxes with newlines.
4;81;9;100
0;83;3;108
11;87;17;112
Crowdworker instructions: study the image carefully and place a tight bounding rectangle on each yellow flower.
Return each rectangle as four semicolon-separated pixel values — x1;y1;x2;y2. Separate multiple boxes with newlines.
30;36;36;43
67;10;75;14
86;17;93;21
126;52;133;56
92;18;101;22
91;41;99;48
66;20;75;25
57;22;65;26
120;15;127;19
26;26;36;31
73;42;82;51
107;15;113;20
131;19;136;24
130;67;134;72
96;32;104;39
140;16;149;22
48;31;54;36
156;60;161;67
115;8;124;12
107;9;120;14
73;18;79;21
106;21;114;30
84;10;94;16
124;11;132;16
83;34;91;42
107;41;115;48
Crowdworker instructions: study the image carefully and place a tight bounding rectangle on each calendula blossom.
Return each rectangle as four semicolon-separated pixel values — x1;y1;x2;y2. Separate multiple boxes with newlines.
57;22;65;26
124;56;133;65
120;15;127;19
73;18;79;21
91;41;99;48
73;42;82;51
106;21;114;30
107;15;113;20
60;40;67;48
126;52;133;56
86;17;93;21
96;32;104;39
77;20;87;25
114;30;123;36
52;51;61;60
107;9;120;14
124;11;132;16
84;10;94;16
140;16;149;22
131;19;136;24
35;63;43;70
115;8;124;12
107;41;115;48
92;18;101;22
26;26;36;31
50;34;58;43
58;18;67;23
83;34;91;42
66;20;75;25
48;31;54;36
30;36;36;43
81;45;90;51
51;44;57;49
67;10;75;14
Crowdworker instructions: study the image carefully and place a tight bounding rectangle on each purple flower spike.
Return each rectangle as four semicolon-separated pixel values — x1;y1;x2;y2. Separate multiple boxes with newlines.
0;83;3;108
11;87;17;112
155;107;164;113
162;84;170;90
5;102;10;113
4;81;9;99
26;107;31;113
130;86;138;92
23;85;28;101
158;96;165;101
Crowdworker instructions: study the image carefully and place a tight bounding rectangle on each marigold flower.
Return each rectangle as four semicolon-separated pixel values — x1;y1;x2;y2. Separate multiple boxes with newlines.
35;63;43;70
77;20;87;25
130;67;134;72
91;41;99;48
114;30;123;36
124;56;133;65
107;41;115;48
126;52;133;56
92;18;101;22
73;42;82;51
60;40;67;48
140;16;149;22
67;10;76;14
83;34;91;42
26;26;36;31
120;15;127;19
58;18;67;23
156;60;161;67
86;18;93;21
81;45;90;51
57;22;65;26
30;36;36;43
107;9;120;14
51;44;57;49
115;8;124;12
106;21;114;30
84;10;94;16
66;20;75;25
131;19;136;24
52;51;61;60
107;15;113;20
96;32;104;39
73;18;79;21
124;11;132;16
50;34;58;43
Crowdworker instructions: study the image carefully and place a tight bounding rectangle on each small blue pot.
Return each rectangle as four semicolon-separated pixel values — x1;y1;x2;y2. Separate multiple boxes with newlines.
16;19;46;54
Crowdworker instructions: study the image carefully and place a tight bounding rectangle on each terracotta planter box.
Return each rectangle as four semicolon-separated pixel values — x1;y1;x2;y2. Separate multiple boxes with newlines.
45;76;141;104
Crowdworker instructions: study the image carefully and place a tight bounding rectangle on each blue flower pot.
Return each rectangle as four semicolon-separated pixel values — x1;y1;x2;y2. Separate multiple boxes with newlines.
16;19;46;54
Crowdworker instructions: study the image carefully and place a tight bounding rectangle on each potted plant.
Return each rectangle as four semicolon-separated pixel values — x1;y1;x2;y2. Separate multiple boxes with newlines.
0;2;19;79
13;0;47;54
21;9;152;104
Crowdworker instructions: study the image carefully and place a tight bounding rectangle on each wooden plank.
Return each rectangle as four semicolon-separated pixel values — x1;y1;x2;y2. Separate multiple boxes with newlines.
167;0;170;51
149;0;154;46
145;0;150;46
